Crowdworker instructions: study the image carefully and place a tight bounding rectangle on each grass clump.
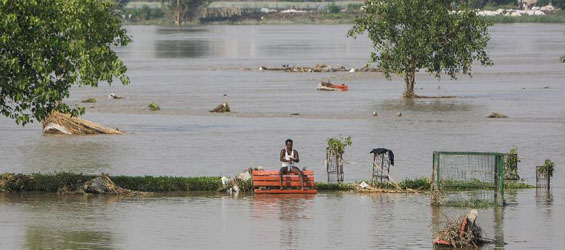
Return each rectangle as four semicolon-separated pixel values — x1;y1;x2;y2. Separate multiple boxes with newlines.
148;102;160;111
443;199;498;208
314;182;355;191
0;173;222;193
81;98;97;103
111;176;222;192
399;177;431;190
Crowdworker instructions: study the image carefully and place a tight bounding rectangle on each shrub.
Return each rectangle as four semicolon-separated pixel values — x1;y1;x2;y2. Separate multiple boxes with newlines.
148;102;160;111
327;3;341;14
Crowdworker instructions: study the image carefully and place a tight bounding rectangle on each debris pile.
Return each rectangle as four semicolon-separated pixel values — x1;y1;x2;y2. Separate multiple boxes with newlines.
434;209;490;248
210;102;231;113
219;166;264;193
487;112;508;118
78;174;147;195
42;111;123;135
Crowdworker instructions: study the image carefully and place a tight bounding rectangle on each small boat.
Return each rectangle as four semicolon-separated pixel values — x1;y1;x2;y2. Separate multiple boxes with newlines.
317;81;349;91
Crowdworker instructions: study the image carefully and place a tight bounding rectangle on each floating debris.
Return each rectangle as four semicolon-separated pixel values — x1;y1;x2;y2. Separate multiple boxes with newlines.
42;111;123;135
372;111;378;116
434;209;492;248
108;93;126;99
397;112;402;117
210;102;231;113
487;112;508;118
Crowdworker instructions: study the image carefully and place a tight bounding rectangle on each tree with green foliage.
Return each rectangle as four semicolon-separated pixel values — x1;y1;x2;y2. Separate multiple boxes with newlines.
115;0;131;9
167;0;210;25
0;0;130;125
327;3;341;14
348;0;493;98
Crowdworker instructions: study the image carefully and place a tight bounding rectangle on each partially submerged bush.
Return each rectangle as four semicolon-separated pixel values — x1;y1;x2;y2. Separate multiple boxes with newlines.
327;136;352;155
148;102;160;111
81;98;97;103
538;159;555;178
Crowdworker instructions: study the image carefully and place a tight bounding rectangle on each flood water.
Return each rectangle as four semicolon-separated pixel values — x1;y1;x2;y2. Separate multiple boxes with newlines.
1;24;564;249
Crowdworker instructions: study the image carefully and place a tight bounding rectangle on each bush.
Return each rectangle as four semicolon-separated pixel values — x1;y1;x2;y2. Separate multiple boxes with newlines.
81;98;97;103
327;3;341;14
148;102;160;111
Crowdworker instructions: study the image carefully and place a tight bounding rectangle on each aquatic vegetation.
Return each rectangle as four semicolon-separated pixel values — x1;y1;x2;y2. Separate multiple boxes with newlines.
504;148;520;180
315;182;355;191
399;177;431;190
442;199;498;208
537;159;555;178
81;98;97;103
148;102;160;111
0;173;532;193
0;173;222;193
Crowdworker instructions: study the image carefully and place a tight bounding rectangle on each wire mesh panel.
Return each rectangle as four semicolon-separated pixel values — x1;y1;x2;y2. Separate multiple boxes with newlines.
536;166;550;189
432;152;505;207
325;148;344;182
372;152;391;186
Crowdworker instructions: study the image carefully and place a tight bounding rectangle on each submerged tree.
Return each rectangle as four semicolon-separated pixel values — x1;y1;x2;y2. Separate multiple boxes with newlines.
348;0;493;98
166;0;210;25
0;0;130;125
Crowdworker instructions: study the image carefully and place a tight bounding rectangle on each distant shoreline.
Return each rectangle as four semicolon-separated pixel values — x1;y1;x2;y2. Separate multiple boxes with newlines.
123;11;565;26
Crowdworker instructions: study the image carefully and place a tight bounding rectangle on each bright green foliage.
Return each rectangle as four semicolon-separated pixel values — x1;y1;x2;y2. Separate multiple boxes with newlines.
0;0;130;125
504;148;520;180
348;0;493;98
327;136;352;155
148;102;160;111
538;159;555;178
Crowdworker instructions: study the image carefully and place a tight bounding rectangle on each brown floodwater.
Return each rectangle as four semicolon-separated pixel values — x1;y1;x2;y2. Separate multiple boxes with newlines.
0;24;564;249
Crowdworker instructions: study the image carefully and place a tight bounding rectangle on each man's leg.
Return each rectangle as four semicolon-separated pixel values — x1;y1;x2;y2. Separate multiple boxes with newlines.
290;167;305;190
279;167;287;190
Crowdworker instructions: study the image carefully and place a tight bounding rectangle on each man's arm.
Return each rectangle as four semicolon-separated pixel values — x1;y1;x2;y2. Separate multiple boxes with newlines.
294;150;299;163
280;149;287;162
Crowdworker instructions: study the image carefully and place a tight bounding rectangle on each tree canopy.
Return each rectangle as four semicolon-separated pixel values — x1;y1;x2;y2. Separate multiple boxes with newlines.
0;0;130;125
167;0;210;24
348;0;492;98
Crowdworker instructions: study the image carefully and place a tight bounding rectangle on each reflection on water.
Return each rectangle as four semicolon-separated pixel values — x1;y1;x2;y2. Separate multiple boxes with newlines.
156;39;211;58
24;227;114;250
379;99;475;112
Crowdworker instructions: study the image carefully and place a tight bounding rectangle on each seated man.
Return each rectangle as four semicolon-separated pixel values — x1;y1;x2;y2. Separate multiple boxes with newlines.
279;139;305;190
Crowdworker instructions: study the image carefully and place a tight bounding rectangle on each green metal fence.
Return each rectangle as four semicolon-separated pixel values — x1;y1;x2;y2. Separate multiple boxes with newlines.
432;151;505;207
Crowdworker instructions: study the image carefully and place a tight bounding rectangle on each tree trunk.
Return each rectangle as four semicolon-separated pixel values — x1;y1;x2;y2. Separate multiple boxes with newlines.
403;58;416;98
403;71;415;98
175;0;181;26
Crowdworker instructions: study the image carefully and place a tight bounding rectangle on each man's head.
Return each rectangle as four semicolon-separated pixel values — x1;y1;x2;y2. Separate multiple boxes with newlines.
285;139;293;149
